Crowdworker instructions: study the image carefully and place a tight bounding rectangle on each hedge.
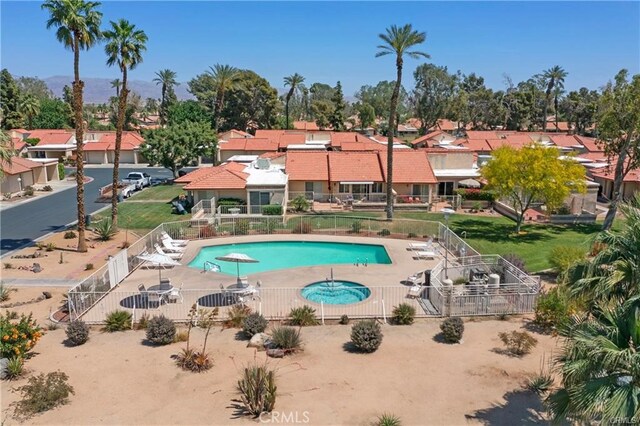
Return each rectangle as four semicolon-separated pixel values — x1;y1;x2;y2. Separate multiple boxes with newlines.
261;205;283;215
217;198;246;206
454;188;496;202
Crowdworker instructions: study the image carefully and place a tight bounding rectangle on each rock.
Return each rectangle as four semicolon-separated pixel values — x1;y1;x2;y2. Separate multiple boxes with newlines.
0;358;8;380
42;291;52;299
266;348;285;358
32;263;42;273
247;332;269;350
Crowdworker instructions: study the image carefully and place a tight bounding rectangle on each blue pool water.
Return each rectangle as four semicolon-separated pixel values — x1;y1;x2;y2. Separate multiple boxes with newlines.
301;280;371;305
188;241;391;275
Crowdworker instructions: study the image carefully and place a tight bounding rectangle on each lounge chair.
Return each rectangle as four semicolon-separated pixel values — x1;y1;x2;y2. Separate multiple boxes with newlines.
159;238;185;253
408;242;434;250
406;271;424;286
407;284;423;299
414;251;436;260
168;283;183;304
161;231;188;246
154;244;183;260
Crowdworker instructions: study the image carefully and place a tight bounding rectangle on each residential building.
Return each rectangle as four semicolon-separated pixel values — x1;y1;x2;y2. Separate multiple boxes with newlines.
1;156;61;194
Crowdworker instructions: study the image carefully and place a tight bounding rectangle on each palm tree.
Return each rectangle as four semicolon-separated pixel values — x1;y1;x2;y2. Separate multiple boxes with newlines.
42;0;103;253
569;194;640;308
547;296;640;423
20;94;40;130
103;18;147;229
110;78;121;97
284;73;305;129
0;131;15;181
542;65;567;131
206;64;240;132
153;69;178;125
376;24;429;219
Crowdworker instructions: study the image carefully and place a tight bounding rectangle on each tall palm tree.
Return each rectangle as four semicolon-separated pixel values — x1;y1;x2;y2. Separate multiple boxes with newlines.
547;296;640;423
376;24;429;219
0;131;14;181
283;73;305;129
542;65;567;131
153;69;178;125
110;78;121;97
206;64;240;132
42;0;103;253
20;94;40;130
103;18;147;229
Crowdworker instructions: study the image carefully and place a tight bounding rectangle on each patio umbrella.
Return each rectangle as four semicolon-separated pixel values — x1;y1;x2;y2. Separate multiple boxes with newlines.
458;178;481;188
215;252;259;283
137;253;180;282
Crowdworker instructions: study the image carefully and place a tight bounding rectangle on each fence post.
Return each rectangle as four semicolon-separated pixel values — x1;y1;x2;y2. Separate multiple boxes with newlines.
321;301;325;325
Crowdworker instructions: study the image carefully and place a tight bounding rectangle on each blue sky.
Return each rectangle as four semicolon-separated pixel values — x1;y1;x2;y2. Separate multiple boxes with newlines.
1;1;639;95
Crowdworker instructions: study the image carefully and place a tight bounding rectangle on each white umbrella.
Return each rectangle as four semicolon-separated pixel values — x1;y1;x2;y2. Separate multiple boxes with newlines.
137;253;180;282
215;252;259;282
458;178;481;188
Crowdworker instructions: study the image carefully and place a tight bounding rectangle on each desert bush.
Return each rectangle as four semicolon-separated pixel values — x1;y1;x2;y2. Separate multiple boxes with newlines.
290;195;310;212
135;313;149;330
498;331;538;356
103;310;131;332
36;242;46;250
174;329;188;343
14;372;74;418
225;304;252;328
502;253;527;273
175;349;211;372
3;263;13;270
0;282;15;302
440;317;464;343
42;185;53;192
261;205;282;216
350;320;383;353
146;315;176;345
377;228;391;236
407;232;417;238
63;231;76;239
242;313;268;337
377;413;402;426
339;314;350;325
548;246;585;282
350;220;362;234
198;225;216;238
232;219;251;236
237;364;277;416
0;311;42;358
92;219;117;241
3;192;11;200
391;303;416;325
527;373;554;395
5;356;24;380
23;186;34;197
293;221;311;234
534;287;571;332
65;320;89;346
288;305;319;326
84;263;94;271
453;277;467;286
45;242;56;252
270;326;302;353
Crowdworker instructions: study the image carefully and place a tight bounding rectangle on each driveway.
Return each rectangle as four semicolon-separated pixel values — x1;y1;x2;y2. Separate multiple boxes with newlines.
0;166;179;257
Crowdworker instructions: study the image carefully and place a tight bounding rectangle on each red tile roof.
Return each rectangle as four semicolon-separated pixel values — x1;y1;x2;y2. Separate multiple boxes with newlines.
591;166;640;183
293;121;320;131
339;141;387;152
223;162;248;172
465;130;500;140
259;152;287;159
379;151;437;184
83;132;145;151
11;138;26;152
83;142;111;152
410;131;444;147
0;156;43;175
328;152;383;183
183;168;248;190
29;130;74;145
219;138;279;152
574;135;603;152
460;139;491;152
503;134;534;146
549;135;580;148
285;152;329;181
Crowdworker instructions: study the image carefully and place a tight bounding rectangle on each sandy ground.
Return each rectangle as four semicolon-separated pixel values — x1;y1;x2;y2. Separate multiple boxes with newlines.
0;286;69;325
1;316;557;425
2;230;139;282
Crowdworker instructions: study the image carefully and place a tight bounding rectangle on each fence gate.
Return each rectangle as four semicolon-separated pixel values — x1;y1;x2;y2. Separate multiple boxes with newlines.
107;249;129;288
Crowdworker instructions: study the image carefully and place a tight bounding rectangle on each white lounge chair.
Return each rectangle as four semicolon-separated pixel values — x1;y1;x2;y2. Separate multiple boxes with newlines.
407;271;424;286
414;251;436;260
154;244;183;260
161;231;188;246
159;238;185;253
408;242;434;250
407;285;423;299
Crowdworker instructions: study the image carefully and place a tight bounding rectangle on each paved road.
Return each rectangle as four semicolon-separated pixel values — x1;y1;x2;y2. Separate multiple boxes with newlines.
0;166;178;256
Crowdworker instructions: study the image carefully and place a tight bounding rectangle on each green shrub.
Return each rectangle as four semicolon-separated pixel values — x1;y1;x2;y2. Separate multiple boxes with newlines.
5;356;24;380
65;320;89;346
232;219;251;236
289;305;319;326
14;371;74;418
472;201;482;211
453;277;467;286
0;282;15;301
552;204;572;215
391;303;416;325
104;310;131;332
454;188;496;201
293;221;311;234
146;315;176;345
45;242;56;252
440;317;464;343
527;373;554;395
377;228;390;236
407;232;417;238
350;220;362;234
92;219;117;241
350;320;383;353
242;312;268;337
225;304;252;328
84;263;94;271
3;263;13;270
270;326;302;353
0;311;42;358
291;195;310;212
237;364;277;416
377;413;402;426
339;314;350;325
57;163;65;180
23;186;34;197
498;331;538;356
217;198;245;206
534;287;570;332
548;246;585;282
261;205;282;216
63;230;77;239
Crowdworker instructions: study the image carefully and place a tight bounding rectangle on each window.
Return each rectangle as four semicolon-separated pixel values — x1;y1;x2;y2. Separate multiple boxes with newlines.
372;183;383;193
305;182;314;193
438;182;454;196
339;184;349;193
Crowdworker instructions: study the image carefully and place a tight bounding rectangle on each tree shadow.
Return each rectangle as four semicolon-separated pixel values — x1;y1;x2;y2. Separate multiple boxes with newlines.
432;332;459;344
197;292;237;308
465;389;547;425
451;218;551;244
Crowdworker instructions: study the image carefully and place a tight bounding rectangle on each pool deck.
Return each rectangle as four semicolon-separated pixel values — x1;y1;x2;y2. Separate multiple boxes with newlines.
80;235;444;322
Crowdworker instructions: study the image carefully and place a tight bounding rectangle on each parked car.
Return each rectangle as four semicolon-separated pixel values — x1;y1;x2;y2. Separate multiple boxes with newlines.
122;172;151;190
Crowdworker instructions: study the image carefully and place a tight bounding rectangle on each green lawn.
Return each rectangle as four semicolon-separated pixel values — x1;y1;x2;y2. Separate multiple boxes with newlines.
128;184;187;201
93;201;190;234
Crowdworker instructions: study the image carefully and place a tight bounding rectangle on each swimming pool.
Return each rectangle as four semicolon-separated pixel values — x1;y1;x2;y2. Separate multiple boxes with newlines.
301;280;371;305
188;241;391;275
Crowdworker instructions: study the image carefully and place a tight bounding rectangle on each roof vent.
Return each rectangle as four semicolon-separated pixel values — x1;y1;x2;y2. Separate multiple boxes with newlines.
256;158;271;170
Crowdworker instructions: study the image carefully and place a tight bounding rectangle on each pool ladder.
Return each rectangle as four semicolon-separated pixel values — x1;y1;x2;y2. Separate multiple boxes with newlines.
204;261;221;272
354;258;368;267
